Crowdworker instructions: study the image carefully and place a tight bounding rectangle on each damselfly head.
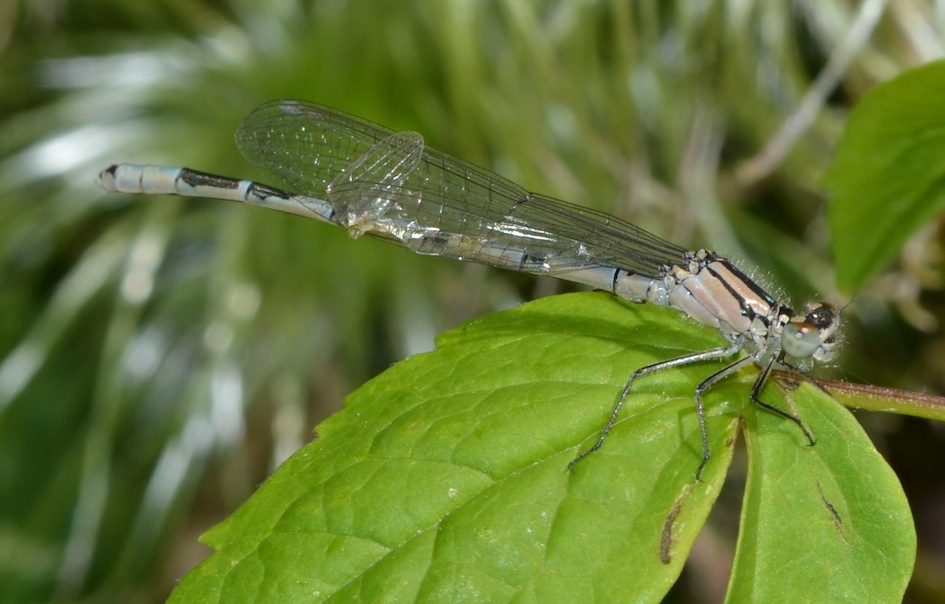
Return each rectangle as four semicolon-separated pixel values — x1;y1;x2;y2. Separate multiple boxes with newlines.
781;301;841;363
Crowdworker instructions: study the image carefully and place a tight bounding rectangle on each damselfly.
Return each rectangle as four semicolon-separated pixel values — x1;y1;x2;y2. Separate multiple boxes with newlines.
98;100;840;478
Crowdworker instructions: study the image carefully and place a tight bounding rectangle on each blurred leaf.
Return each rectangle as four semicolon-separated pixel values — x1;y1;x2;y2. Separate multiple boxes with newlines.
825;60;945;292
167;293;912;602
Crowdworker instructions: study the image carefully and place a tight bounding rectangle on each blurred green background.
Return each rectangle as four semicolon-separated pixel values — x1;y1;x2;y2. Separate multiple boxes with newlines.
1;1;944;602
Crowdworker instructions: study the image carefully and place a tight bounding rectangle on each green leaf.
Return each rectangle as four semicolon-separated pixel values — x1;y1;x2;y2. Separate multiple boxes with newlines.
727;381;916;602
168;293;913;602
825;60;945;292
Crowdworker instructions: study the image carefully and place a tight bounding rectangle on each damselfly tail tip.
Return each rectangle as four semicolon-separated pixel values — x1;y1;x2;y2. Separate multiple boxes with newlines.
96;164;120;190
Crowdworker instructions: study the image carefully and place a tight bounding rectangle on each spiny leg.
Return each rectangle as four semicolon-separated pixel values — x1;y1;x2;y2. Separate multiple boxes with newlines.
748;355;816;446
692;354;757;480
568;343;740;470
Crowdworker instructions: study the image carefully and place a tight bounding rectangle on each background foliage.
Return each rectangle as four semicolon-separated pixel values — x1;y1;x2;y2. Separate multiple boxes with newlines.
1;1;944;601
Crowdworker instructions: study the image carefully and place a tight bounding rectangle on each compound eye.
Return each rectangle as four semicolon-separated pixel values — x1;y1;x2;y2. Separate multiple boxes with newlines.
805;301;838;329
782;320;821;358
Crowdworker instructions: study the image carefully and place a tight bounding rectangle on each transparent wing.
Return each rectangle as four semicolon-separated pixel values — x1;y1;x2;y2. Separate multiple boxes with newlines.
235;99;688;277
